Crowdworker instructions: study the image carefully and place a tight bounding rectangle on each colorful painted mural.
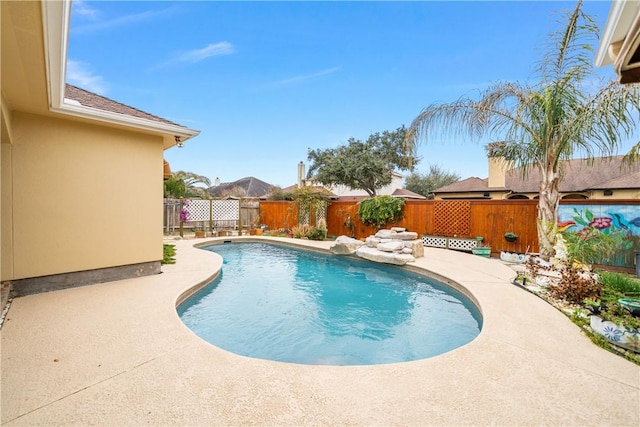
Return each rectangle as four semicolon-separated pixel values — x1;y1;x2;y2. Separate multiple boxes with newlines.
558;204;640;269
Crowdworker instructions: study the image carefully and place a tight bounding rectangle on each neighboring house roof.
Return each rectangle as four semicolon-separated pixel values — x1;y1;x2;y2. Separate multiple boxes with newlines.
391;188;427;199
435;177;490;193
434;156;640;195
208;177;275;198
65;84;184;128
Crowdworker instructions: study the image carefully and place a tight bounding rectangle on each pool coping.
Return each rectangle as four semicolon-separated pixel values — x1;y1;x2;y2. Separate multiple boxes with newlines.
1;236;638;425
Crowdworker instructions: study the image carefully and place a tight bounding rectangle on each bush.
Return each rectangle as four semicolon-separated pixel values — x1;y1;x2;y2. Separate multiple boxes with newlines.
546;263;602;304
291;224;311;238
307;226;327;241
598;271;640;296
162;244;176;264
358;196;404;229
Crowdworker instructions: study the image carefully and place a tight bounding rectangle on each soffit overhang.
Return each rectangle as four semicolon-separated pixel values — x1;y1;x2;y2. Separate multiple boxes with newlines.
596;0;640;84
1;0;199;149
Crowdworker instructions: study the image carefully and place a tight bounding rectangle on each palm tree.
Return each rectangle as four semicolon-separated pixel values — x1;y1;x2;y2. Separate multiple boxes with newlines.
165;170;212;199
406;0;640;260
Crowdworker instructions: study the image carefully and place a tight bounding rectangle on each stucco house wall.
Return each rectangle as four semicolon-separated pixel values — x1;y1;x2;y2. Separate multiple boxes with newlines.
1;0;199;295
8;112;164;280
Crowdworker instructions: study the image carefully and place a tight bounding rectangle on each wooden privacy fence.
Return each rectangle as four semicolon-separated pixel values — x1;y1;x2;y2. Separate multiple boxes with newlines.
260;199;540;254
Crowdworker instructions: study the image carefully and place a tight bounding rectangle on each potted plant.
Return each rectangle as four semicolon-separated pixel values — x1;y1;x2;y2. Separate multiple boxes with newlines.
504;232;518;242
472;244;492;258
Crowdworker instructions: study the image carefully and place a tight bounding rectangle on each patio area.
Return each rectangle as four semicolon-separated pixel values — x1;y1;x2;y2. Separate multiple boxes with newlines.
1;237;638;426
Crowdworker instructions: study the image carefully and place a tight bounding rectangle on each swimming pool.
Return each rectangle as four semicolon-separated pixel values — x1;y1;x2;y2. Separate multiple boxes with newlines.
178;242;482;365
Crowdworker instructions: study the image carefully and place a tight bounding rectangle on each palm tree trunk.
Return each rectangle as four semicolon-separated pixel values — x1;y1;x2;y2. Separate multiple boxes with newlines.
537;167;561;260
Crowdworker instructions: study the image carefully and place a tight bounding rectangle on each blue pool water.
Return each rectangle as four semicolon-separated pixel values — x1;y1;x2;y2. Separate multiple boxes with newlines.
178;242;482;366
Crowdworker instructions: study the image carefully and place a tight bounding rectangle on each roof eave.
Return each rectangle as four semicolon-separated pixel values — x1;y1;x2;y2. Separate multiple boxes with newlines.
595;0;639;66
41;0;199;149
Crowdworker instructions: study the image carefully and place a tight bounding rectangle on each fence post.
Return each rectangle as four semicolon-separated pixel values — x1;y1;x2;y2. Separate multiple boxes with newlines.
179;199;184;238
209;199;213;235
238;199;242;235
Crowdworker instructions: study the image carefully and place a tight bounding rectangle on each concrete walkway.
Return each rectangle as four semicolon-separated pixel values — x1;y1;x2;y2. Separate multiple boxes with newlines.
1;237;638;426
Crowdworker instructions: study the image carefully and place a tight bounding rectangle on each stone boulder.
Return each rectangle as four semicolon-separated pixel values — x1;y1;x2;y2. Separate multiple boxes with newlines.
329;235;364;255
404;240;424;258
377;241;405;252
365;236;381;248
356;246;415;265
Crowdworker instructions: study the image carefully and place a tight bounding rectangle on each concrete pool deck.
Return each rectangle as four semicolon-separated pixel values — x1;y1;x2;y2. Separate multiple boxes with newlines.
1;237;638;426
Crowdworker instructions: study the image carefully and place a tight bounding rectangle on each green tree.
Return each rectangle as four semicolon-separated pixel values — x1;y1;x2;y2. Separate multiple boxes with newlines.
406;0;640;260
307;126;417;197
164;170;212;199
405;164;460;199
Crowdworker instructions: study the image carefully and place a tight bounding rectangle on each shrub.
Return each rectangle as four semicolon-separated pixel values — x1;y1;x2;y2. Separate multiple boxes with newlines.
307;226;327;241
291;224;311;238
546;263;602;304
162;244;176;264
358;195;404;229
598;271;640;296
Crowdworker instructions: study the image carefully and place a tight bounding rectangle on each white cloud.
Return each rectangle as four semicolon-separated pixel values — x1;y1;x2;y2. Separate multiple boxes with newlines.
178;42;235;64
272;66;341;87
72;1;100;20
66;60;107;95
71;8;175;34
151;42;235;70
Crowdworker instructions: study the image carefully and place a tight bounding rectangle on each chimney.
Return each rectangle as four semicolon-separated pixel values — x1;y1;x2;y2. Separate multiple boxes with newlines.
486;142;513;188
214;177;220;187
297;161;305;188
487;156;513;188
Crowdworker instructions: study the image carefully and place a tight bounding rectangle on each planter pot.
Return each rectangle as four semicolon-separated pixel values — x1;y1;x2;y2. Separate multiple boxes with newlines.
590;315;640;353
619;298;640;316
195;231;206;238
218;231;229;237
249;228;263;236
500;251;530;264
504;235;518;243
471;247;492;258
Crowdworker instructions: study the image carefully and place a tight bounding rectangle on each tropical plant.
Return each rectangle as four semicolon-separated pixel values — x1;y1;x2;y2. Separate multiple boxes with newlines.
406;0;640;260
307;126;417;196
358;195;405;229
404;164;460;199
162;244;176;265
291;224;311;239
165;170;212;199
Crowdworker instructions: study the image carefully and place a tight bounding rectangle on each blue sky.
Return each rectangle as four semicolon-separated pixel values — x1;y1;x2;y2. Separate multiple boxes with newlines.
67;1;630;188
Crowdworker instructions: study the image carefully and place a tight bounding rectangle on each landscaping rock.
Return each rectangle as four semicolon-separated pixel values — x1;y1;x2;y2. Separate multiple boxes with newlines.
375;230;393;239
365;236;381;248
356;246;415;265
404;240;424;257
377;241;405;252
329;236;364;255
394;231;419;240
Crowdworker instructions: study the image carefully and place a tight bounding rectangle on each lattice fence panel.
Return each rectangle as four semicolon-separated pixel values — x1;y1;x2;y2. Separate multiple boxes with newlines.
434;200;471;236
213;199;240;229
447;238;478;251
421;236;447;248
213;199;239;220
315;200;327;225
185;199;211;221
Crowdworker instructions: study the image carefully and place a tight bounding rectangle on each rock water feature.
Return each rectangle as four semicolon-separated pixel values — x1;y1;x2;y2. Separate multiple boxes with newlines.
329;227;424;265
